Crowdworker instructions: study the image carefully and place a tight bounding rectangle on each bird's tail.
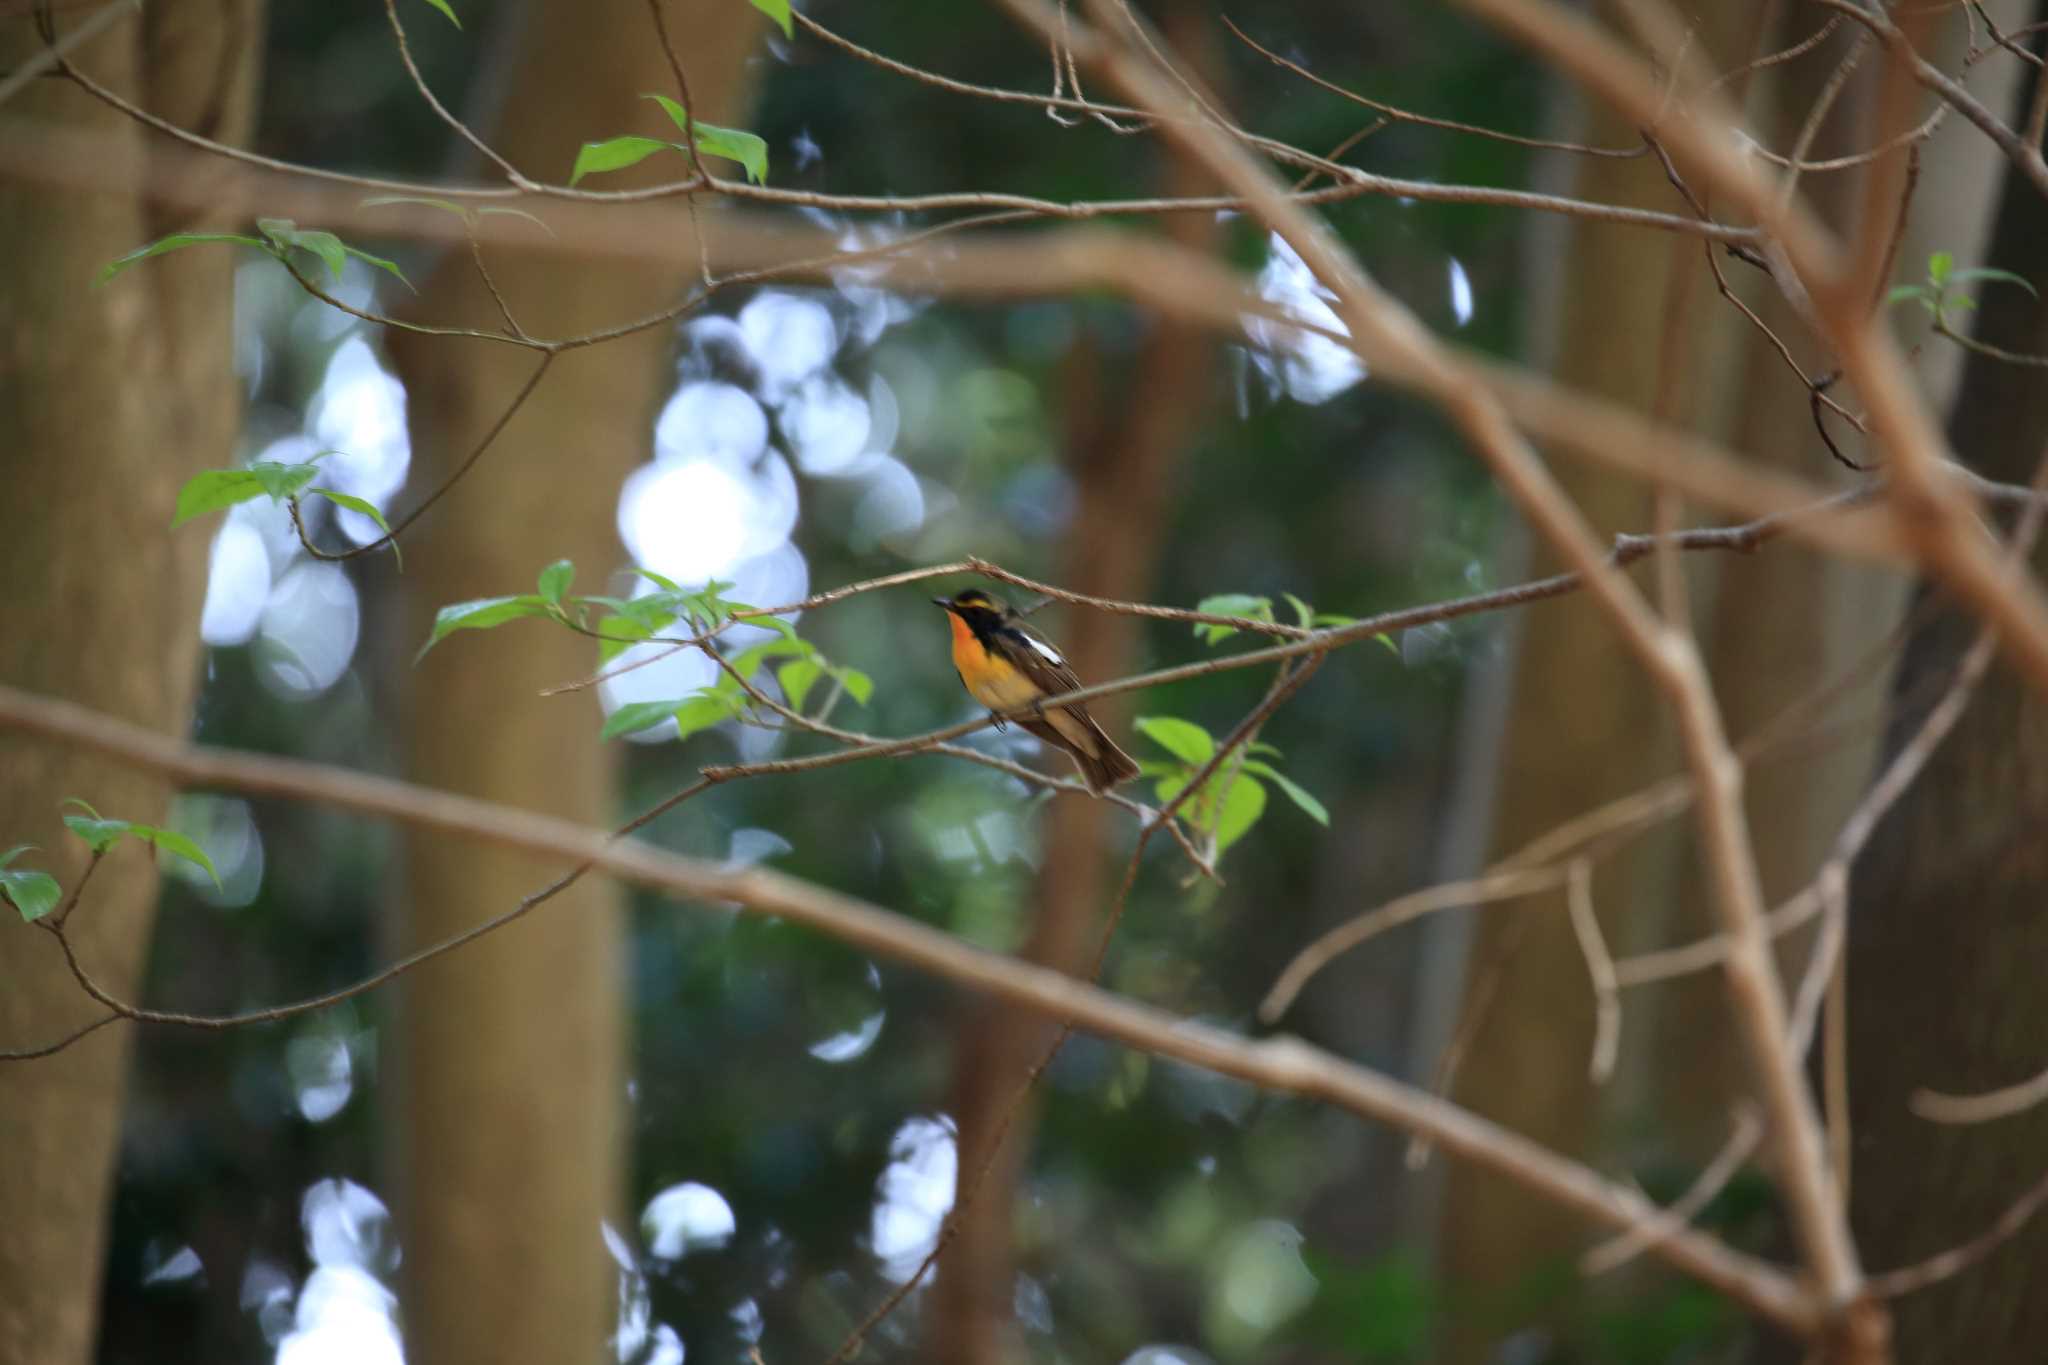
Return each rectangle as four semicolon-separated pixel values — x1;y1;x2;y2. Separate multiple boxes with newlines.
1073;732;1141;795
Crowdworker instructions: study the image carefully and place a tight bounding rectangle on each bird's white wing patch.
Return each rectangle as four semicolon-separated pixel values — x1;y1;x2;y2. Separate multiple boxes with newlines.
1021;633;1065;668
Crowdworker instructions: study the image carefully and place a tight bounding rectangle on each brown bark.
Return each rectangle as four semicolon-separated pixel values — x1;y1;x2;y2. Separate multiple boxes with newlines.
1650;6;2019;1166
1843;43;2048;1360
1434;6;1753;1352
0;4;262;1361
381;4;758;1363
927;10;1222;1359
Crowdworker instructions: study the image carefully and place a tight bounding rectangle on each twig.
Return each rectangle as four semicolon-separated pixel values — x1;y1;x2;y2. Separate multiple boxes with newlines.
1565;858;1621;1084
0;0;133;110
1261;866;1569;1021
1582;1105;1765;1275
1865;1162;2048;1298
0;686;1816;1334
1221;15;1649;158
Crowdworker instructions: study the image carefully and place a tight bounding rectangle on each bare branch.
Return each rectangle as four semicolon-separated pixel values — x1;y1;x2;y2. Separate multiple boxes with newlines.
0;682;1817;1333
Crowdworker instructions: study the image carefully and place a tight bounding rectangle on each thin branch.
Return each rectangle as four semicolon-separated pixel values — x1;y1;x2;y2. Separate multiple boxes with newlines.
380;0;533;189
1582;1105;1765;1276
0;0;132;109
1038;0;1859;1313
1865;1162;2048;1298
1221;14;1649;158
1261;866;1569;1021
1565;858;1621;1084
0;681;1818;1335
291;354;554;561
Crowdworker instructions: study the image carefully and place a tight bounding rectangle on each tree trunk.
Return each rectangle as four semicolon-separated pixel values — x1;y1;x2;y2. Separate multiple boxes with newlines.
929;10;1222;1358
1435;79;1719;1365
0;4;262;1361
1844;38;2048;1360
1648;0;2019;1177
382;4;758;1362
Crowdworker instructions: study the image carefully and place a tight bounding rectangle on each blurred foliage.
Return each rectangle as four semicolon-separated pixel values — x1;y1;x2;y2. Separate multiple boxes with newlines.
76;2;1753;1363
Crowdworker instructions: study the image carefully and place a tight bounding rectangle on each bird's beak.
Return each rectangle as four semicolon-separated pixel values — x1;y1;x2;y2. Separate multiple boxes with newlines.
932;596;955;612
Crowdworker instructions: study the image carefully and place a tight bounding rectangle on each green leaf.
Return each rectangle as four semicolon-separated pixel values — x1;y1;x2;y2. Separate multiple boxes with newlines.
569;135;674;186
173;453;338;527
251;459;324;502
1192;593;1272;644
834;666;874;707
1950;266;2039;297
634;567;684;593
730;635;812;681
747;0;793;38
416;595;552;661
420;0;461;26
779;657;824;711
1375;632;1399;655
1244;762;1330;826
643;96;771;184
97;233;266;286
602;699;687;740
0;844;33;869
342;244;416;292
538;559;576;605
1197;593;1271;618
59;800;220;885
1135;716;1214;765
1928;250;1954;286
258;219;348;281
595;613;656;663
1282;592;1315;628
1885;284;1938;313
172;470;265;526
305;489;402;568
672;691;740;739
1209;774;1267;855
61;811;127;854
1312;612;1355;628
474;205;556;236
141;828;220;884
0;866;61;922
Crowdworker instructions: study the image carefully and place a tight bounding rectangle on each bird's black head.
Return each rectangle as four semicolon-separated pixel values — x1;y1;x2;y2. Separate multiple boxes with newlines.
933;588;1011;626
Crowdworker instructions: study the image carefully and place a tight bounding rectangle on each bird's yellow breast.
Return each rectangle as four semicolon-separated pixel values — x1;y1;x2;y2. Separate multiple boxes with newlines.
948;615;1042;711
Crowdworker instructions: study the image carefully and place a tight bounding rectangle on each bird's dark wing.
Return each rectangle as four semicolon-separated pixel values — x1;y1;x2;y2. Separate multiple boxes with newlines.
991;621;1083;698
992;620;1140;793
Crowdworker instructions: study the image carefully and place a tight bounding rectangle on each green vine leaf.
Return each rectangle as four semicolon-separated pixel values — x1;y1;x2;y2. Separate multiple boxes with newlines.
747;0;793;39
416;595;553;662
779;657;824;711
0;844;61;922
832;665;874;707
1135;716;1215;765
96;233;268;286
569;135;672;186
1192;593;1273;645
305;489;401;567
602;699;688;741
171;452;339;527
420;0;461;28
537;559;576;606
1244;761;1329;826
258;218;414;291
643;95;771;185
60;799;220;886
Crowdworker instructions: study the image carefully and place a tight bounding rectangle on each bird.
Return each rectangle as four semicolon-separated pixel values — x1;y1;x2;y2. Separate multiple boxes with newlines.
933;587;1141;795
